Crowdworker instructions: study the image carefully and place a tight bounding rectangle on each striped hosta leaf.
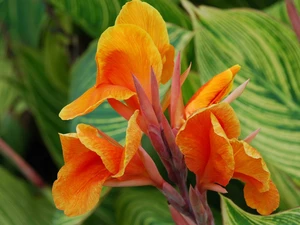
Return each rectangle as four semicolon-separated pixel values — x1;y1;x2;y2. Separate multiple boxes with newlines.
16;46;68;166
268;165;300;210
0;0;46;48
49;0;190;38
115;187;173;225
49;0;122;38
0;37;24;120
221;195;300;225
182;0;300;181
0;167;54;225
167;23;194;53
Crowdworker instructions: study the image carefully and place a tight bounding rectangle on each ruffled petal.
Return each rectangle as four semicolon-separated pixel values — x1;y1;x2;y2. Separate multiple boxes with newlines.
177;103;240;190
231;139;270;192
52;151;111;216
95;24;163;99
176;108;235;186
105;153;153;187
59;84;135;120
208;103;241;139
185;65;240;117
59;133;89;163
116;0;174;83
176;108;212;175
201;113;234;187
244;180;279;215
113;110;143;177
76;124;123;175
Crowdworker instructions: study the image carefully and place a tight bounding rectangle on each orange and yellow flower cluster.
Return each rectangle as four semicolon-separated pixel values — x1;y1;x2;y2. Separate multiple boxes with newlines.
52;0;279;221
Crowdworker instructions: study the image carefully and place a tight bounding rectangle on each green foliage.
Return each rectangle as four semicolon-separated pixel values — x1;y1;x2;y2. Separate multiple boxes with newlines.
221;195;300;224
0;167;54;225
115;187;173;225
16;46;69;166
0;0;46;48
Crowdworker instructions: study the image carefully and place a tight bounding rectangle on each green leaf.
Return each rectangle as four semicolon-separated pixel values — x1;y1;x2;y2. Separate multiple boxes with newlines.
183;1;300;181
197;0;279;9
49;0;122;38
268;165;300;210
143;0;191;29
43;25;70;95
0;0;46;47
221;195;300;225
0;167;54;225
49;0;191;38
115;187;173;225
16;46;68;166
167;23;194;53
265;0;300;26
0;37;25;120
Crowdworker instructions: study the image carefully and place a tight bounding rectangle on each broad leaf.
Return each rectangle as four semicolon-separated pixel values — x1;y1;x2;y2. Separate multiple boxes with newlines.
0;37;25;120
182;1;300;182
0;0;46;48
49;0;122;38
221;195;300;225
197;0;279;9
16;47;68;166
115;187;173;225
0;167;54;225
49;0;191;38
268;165;300;210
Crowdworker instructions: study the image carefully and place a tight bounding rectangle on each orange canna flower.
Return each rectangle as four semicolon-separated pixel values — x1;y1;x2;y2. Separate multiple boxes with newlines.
176;102;279;215
52;111;154;216
59;0;174;120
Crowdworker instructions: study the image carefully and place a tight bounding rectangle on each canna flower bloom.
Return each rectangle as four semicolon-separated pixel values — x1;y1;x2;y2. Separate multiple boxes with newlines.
52;111;156;216
175;67;279;215
59;0;174;120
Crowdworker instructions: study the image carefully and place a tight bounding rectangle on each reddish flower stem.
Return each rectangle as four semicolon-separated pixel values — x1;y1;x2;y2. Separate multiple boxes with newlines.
0;138;45;188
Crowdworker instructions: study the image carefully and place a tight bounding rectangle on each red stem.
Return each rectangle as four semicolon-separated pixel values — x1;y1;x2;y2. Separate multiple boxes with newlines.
0;138;45;188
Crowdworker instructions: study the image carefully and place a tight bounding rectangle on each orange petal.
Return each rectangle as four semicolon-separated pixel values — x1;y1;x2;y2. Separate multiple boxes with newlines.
185;65;240;117
59;133;89;163
161;45;175;84
59;84;135;120
201;113;234;187
95;24;162;99
176;108;211;175
113;110;143;177
76;124;123;174
192;103;240;139
115;0;174;83
52;151;111;216
104;153;153;187
244;180;279;215
231;139;270;192
176;109;234;187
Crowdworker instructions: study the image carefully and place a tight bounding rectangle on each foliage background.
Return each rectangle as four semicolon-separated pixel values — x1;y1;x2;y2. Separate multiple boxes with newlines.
0;0;299;224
